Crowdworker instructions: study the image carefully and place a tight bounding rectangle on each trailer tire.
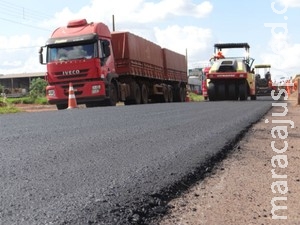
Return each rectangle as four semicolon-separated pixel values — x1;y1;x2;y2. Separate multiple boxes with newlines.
141;84;148;104
133;83;141;104
163;86;169;102
179;87;186;102
168;87;173;102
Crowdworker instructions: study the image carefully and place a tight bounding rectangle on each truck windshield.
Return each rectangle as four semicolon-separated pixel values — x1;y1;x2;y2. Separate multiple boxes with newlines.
48;43;96;62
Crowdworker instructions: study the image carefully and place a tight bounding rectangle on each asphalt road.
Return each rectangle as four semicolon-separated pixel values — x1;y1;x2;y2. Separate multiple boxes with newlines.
0;98;273;225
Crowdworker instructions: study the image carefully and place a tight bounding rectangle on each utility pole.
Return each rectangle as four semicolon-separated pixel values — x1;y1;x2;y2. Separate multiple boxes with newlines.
112;15;115;32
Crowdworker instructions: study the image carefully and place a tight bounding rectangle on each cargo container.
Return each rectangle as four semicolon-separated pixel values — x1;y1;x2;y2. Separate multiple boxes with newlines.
39;19;187;109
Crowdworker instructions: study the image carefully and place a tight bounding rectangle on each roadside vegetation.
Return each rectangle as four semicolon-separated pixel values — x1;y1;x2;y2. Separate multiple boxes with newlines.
0;78;48;114
188;92;205;102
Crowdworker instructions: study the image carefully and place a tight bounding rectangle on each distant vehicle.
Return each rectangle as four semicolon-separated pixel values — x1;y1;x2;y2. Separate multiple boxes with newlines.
39;19;187;109
254;64;275;96
188;68;203;94
206;43;256;101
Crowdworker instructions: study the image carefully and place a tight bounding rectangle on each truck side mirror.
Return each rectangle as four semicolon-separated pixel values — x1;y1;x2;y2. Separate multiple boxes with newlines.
39;46;46;65
102;40;111;58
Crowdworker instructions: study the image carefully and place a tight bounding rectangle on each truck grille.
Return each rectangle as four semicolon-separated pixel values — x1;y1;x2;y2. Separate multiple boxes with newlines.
62;83;84;97
54;69;89;80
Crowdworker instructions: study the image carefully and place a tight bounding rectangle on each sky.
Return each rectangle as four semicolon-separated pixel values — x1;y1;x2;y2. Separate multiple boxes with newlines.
0;0;299;81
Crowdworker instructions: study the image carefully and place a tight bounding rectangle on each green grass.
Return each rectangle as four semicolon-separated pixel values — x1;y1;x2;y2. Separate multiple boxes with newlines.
5;96;48;105
188;92;205;102
0;100;20;114
0;96;48;114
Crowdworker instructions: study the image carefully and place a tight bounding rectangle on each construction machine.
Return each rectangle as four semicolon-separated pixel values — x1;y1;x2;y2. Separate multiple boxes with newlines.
206;43;256;101
254;64;275;96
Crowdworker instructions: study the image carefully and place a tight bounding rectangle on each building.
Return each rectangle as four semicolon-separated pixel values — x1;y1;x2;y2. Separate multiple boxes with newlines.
0;72;45;96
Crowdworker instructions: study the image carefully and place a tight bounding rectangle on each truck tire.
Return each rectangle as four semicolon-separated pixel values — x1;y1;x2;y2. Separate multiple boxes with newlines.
141;84;148;104
133;83;141;104
180;87;186;102
106;83;118;106
56;104;68;110
163;86;169;102
168;86;173;102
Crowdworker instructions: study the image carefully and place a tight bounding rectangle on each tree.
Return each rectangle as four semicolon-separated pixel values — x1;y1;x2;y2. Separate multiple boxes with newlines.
29;78;47;99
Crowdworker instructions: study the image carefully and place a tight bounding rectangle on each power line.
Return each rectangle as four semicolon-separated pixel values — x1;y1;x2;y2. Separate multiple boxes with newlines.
0;45;41;51
0;17;51;32
0;0;53;31
0;0;53;21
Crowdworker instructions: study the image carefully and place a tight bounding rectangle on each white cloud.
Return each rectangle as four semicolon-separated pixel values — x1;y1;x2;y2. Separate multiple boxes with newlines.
39;0;213;30
260;33;299;79
1;0;214;74
277;0;300;7
154;25;212;68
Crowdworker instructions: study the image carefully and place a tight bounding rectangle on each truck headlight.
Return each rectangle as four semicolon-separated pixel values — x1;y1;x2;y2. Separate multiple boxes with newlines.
48;90;55;96
92;85;101;94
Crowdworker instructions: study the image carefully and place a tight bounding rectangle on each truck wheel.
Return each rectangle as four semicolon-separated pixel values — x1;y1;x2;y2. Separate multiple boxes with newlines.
228;83;237;100
179;87;186;102
168;87;173;102
141;84;148;104
133;84;141;104
56;104;68;110
163;86;169;102
107;83;118;106
239;81;247;101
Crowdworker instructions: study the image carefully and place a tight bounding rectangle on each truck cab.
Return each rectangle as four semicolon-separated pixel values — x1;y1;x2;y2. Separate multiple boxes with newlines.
39;19;118;109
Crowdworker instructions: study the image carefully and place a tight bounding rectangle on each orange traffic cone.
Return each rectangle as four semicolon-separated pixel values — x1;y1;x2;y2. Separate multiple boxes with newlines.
68;82;78;109
185;92;190;102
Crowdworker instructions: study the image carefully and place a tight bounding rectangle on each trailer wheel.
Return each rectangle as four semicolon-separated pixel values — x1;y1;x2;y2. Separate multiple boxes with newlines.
141;84;148;104
228;83;237;100
168;87;173;102
179;87;186;102
163;86;169;102
133;84;141;104
239;81;248;101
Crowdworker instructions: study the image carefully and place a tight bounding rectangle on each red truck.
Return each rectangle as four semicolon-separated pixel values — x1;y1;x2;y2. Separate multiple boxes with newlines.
39;19;187;109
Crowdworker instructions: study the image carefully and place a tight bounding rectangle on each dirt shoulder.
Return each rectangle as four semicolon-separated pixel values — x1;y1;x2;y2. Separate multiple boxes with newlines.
158;93;300;225
14;103;57;112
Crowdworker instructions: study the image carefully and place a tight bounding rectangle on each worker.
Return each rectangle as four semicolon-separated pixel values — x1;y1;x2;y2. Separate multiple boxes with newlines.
210;51;225;61
217;51;225;59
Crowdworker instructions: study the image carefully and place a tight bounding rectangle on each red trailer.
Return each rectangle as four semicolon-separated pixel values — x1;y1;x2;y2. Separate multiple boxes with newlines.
39;19;187;109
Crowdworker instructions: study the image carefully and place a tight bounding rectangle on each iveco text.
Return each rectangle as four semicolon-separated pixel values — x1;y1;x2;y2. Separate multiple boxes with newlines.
62;70;80;75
